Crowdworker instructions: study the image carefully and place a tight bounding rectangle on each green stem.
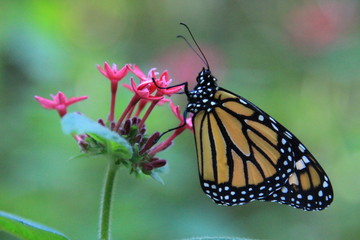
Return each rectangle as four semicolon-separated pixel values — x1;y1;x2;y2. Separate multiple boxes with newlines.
99;159;119;240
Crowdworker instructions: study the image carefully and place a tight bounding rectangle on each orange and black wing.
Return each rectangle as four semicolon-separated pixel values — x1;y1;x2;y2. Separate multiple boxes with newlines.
264;143;333;211
192;88;333;210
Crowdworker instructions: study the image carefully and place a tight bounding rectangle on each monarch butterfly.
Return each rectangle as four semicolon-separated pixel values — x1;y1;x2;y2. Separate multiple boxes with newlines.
162;23;333;211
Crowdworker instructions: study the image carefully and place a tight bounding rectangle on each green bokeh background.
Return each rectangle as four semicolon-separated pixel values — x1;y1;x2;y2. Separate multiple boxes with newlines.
1;1;360;240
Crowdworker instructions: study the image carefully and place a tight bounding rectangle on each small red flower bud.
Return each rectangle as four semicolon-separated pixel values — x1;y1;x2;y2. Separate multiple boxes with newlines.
150;157;159;162
98;119;106;126
141;162;153;171
139;126;146;135
109;121;116;130
139;132;160;155
123;119;131;135
118;129;126;135
134;134;143;143
132;117;140;126
78;139;89;151
150;159;166;168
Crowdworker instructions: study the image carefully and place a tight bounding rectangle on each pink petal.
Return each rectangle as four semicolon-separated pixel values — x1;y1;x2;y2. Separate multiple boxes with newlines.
114;64;130;80
160;71;169;83
130;65;147;81
53;92;67;104
159;85;183;96
104;62;113;76
97;64;108;78
122;83;133;92
66;96;88;106
157;98;170;106
169;100;181;120
130;78;139;92
34;96;57;109
148;68;158;80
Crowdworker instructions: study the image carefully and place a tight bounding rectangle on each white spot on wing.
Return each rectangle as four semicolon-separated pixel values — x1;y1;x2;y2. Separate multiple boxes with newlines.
271;123;279;131
302;156;310;164
240;99;247;105
284;131;293;139
299;144;306;152
296;160;306;170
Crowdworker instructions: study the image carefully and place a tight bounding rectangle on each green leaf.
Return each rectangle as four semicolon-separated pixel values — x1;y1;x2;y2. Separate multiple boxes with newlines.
61;113;133;159
0;211;69;240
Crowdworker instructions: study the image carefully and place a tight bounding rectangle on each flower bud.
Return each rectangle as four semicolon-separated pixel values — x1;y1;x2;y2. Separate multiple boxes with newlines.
98;118;106;126
123;119;131;135
141;162;153;171
150;159;166;168
132;117;140;126
139;126;146;135
139;132;160;155
134;134;143;143
110;121;116;130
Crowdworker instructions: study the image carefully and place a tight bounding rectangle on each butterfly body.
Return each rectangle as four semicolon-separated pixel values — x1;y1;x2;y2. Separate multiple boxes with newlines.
185;68;333;211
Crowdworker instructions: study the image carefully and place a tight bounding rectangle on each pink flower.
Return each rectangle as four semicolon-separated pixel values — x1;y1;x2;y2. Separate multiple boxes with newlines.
154;44;226;86
97;62;131;121
128;65;183;97
97;62;130;82
125;78;163;101
154;71;183;96
36;62;193;179
34;91;88;117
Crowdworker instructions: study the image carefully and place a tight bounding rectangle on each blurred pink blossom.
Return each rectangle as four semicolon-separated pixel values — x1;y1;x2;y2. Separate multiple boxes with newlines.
154;44;226;87
35;92;88;117
286;2;358;54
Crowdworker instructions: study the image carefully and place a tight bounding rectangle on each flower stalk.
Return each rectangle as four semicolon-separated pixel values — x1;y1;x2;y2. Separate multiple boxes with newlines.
99;158;119;240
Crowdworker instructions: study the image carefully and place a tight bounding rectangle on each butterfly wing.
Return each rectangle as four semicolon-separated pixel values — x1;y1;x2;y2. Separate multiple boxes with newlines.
192;88;333;210
264;141;333;211
193;88;295;205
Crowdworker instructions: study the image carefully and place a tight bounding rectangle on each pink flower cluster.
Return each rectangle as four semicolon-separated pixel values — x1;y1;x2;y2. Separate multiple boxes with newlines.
35;62;192;175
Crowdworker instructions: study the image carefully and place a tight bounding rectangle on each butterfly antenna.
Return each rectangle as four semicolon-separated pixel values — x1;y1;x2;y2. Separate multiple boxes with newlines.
176;35;208;68
179;22;210;70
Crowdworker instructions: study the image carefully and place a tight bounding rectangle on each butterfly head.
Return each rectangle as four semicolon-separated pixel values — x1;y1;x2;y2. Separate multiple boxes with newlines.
186;68;219;114
196;68;217;85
